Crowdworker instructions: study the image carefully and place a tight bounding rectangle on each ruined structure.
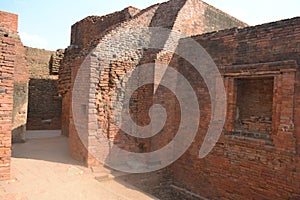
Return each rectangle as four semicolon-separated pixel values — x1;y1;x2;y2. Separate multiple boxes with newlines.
58;0;300;198
0;11;62;179
11;46;62;138
0;0;299;199
168;18;300;199
25;47;62;130
59;0;247;166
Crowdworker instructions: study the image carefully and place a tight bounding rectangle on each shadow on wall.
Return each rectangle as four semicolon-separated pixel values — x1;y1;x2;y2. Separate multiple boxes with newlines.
26;78;62;130
12;82;28;143
12;125;26;143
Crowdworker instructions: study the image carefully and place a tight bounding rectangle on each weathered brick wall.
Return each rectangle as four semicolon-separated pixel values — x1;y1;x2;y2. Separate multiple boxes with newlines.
0;11;18;33
235;77;273;136
49;49;64;75
57;1;300;199
59;0;245;184
11;32;29;143
173;0;246;36
169;17;300;200
0;11;18;180
89;2;247;192
59;52;82;140
137;0;247;154
27;78;61;130
25;47;53;78
1;9;30;143
11;43;62;140
118;168;174;199
58;5;145;162
25;47;62;130
59;6;141;97
70;7;140;50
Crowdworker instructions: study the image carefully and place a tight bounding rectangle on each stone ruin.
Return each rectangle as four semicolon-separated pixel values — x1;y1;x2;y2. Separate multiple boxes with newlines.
0;0;300;199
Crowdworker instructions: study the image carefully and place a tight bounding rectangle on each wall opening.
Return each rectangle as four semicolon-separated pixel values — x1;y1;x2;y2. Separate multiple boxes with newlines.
26;78;62;130
234;77;274;139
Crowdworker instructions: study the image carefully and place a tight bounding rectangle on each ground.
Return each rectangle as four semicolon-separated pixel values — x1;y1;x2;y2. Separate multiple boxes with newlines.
0;130;156;200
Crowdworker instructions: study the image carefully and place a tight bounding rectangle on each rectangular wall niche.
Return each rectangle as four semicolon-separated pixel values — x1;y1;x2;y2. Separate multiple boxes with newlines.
234;77;274;139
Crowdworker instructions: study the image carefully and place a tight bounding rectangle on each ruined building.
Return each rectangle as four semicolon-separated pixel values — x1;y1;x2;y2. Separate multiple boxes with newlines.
0;0;300;199
0;11;62;179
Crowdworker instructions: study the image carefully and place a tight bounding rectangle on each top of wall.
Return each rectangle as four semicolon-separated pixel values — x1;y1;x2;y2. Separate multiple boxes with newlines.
58;0;248;95
24;46;55;79
70;6;141;49
68;0;247;56
193;16;300;40
72;6;140;25
179;17;300;67
0;10;18;33
201;0;247;28
166;0;247;37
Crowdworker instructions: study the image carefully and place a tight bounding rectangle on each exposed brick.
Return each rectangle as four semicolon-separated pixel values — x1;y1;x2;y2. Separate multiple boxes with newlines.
0;11;16;180
25;47;62;131
59;0;247;168
169;17;300;200
0;0;296;198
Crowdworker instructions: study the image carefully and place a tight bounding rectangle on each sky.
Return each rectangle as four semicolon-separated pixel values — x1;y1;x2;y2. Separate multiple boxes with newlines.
0;0;299;50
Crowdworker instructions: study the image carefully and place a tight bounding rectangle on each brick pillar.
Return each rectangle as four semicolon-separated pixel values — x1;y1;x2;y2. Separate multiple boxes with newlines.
0;11;18;180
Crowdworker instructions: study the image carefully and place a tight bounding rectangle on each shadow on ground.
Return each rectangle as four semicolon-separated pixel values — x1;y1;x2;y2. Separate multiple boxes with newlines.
12;130;84;166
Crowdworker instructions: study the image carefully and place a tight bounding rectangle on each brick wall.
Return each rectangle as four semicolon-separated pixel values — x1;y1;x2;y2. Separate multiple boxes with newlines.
59;0;247;166
0;11;18;180
25;47;62;130
12;32;29;143
49;49;64;75
58;5;145;162
70;7;140;50
58;1;300;199
25;47;53;78
27;78;61;130
169;17;300;200
235;77;273;136
0;11;18;33
173;0;247;36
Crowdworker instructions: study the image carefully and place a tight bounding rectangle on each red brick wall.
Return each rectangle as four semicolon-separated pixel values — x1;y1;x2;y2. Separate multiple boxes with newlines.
0;11;18;33
70;7;140;50
95;0;247;154
59;52;87;161
235;77;273;136
173;0;247;36
170;17;300;199
0;11;18;180
27;78;61;130
58;0;300;198
58;5;152;163
24;47;53;78
25;47;62;131
236;77;274;120
12;33;29;143
59;0;245;183
135;0;247;155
